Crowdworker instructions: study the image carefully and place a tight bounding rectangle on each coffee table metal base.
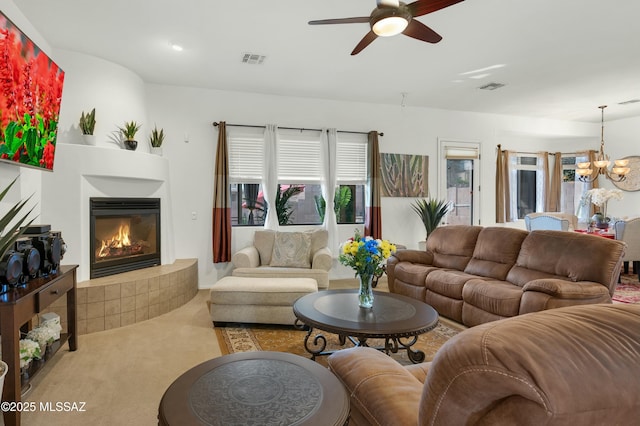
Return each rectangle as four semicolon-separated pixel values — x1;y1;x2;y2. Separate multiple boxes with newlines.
293;290;439;364
295;322;427;363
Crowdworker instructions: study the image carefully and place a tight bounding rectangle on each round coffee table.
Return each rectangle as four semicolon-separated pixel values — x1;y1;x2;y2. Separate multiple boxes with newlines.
158;351;349;426
293;289;439;363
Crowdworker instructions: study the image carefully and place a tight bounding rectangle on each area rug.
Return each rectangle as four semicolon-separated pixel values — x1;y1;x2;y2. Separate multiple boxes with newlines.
613;273;640;304
215;319;462;366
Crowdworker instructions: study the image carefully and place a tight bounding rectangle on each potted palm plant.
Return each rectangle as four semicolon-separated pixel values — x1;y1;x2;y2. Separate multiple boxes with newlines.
411;197;450;242
79;108;96;145
118;121;141;150
149;125;165;155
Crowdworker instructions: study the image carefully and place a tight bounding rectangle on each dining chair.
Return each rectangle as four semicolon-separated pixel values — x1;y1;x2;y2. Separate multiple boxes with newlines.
613;217;640;280
524;214;571;231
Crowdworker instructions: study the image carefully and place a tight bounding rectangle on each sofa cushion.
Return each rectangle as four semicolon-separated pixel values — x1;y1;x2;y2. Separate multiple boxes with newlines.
462;279;523;318
507;230;625;290
427;225;483;270
394;263;440;287
270;232;312;268
464;227;528;280
426;269;484;299
254;230;276;265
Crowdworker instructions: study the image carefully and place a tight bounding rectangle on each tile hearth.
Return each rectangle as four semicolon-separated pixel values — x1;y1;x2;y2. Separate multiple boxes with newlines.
38;259;198;335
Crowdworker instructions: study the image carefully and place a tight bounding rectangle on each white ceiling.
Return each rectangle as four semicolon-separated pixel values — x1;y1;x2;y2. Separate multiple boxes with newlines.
13;0;640;123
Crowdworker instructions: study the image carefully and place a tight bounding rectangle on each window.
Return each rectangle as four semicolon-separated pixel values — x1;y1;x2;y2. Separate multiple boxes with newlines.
560;155;591;222
334;134;367;224
228;131;265;226
509;154;545;219
228;128;367;226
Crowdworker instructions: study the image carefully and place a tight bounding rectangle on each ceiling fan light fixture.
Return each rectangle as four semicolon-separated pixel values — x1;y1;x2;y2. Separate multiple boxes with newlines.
372;16;408;36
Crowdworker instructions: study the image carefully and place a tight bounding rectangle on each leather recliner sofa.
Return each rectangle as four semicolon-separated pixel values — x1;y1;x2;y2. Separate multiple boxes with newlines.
327;303;640;425
387;226;625;327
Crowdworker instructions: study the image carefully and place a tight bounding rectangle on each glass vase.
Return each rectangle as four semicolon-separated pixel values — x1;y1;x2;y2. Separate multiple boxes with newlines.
358;274;374;309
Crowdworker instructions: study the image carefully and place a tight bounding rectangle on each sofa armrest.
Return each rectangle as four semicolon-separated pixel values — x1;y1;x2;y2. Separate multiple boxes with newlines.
522;279;610;300
311;247;332;271
231;246;260;268
327;347;423;426
390;249;434;265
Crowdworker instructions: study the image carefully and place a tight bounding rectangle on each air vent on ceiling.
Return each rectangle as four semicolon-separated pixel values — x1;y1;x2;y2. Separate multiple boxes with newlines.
478;82;505;91
242;53;266;65
618;99;640;105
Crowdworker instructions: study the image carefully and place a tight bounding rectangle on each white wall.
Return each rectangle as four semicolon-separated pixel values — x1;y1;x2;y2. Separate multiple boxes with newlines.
3;0;639;287
144;84;610;286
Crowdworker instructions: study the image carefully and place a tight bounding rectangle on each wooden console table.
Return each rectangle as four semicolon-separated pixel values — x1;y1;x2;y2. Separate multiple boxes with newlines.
0;265;78;426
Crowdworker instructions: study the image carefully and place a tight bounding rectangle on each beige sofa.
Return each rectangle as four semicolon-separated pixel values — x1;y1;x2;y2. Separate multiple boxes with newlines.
387;225;625;327
328;303;640;425
231;229;332;289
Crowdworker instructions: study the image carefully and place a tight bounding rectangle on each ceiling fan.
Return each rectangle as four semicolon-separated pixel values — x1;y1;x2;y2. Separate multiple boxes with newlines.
308;0;464;55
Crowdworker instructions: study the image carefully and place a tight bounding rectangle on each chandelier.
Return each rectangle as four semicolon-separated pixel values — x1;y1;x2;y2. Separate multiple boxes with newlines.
576;105;630;183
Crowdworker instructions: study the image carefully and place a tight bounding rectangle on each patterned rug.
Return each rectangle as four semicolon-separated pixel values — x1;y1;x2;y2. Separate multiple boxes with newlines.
613;273;640;304
215;319;463;367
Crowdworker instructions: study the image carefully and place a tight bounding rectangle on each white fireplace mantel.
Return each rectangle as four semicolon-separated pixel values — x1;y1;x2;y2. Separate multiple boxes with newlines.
41;143;175;281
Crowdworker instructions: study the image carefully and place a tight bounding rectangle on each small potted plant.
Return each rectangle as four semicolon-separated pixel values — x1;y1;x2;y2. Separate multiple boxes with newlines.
149;125;165;155
118;121;142;150
79;108;96;145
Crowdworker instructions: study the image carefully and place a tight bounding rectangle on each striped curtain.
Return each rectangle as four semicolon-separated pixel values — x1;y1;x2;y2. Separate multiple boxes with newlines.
212;122;232;263
547;152;562;211
365;131;382;239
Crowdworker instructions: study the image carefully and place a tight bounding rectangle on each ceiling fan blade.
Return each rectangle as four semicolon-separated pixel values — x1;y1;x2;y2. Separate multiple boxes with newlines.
351;31;378;55
407;0;464;17
308;17;369;25
402;20;442;43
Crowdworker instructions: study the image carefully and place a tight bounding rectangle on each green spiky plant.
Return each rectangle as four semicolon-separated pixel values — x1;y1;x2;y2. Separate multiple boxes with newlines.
118;121;141;141
0;178;36;259
411;197;450;240
314;186;352;222
149;125;165;148
79;108;96;135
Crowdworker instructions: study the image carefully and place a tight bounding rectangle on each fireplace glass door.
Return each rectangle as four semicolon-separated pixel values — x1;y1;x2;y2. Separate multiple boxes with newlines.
90;198;161;278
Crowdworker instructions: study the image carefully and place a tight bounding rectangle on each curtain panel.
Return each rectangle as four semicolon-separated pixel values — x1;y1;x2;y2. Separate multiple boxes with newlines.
263;124;280;230
212;122;232;263
547;151;562;212
365;131;382;239
495;145;511;223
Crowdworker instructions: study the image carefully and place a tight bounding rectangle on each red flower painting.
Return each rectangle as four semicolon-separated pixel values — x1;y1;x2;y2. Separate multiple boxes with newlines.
0;12;64;171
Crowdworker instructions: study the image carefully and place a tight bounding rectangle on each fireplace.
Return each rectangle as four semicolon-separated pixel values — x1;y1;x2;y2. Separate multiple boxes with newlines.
90;198;161;279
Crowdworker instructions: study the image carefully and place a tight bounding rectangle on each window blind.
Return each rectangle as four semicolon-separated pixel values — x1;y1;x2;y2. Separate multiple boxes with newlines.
336;139;368;184
278;137;322;183
229;137;263;183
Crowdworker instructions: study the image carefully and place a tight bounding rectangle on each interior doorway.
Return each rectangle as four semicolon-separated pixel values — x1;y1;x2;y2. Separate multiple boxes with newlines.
438;140;481;226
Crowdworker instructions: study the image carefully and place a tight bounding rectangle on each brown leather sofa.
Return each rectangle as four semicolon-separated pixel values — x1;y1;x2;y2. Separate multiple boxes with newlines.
327;303;640;425
387;226;625;327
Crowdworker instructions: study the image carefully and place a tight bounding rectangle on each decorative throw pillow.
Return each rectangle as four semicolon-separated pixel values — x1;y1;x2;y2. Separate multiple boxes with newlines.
270;232;312;268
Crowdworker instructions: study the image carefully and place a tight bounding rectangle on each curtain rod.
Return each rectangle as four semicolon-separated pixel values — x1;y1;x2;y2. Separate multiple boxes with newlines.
497;145;590;157
212;122;383;136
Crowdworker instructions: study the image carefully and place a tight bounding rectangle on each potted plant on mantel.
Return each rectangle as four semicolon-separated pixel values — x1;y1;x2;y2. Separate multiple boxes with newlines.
118;121;141;151
411;197;450;250
149;125;165;155
79;108;96;145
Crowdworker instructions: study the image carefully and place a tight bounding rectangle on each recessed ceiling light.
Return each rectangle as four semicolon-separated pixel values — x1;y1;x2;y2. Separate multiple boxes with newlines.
169;42;184;52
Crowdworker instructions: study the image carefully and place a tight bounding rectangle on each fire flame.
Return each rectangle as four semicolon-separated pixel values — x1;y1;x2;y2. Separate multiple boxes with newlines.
98;224;131;258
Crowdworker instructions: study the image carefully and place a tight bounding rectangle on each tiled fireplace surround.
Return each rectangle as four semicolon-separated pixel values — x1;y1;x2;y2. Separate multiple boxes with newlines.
40;259;199;335
36;144;199;334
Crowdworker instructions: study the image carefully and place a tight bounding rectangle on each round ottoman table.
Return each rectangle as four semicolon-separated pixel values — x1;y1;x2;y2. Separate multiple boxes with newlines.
158;351;349;425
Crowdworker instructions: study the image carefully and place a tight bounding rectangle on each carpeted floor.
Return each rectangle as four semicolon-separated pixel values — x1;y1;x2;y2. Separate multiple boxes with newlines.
215;320;462;367
8;274;638;426
614;273;640;304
